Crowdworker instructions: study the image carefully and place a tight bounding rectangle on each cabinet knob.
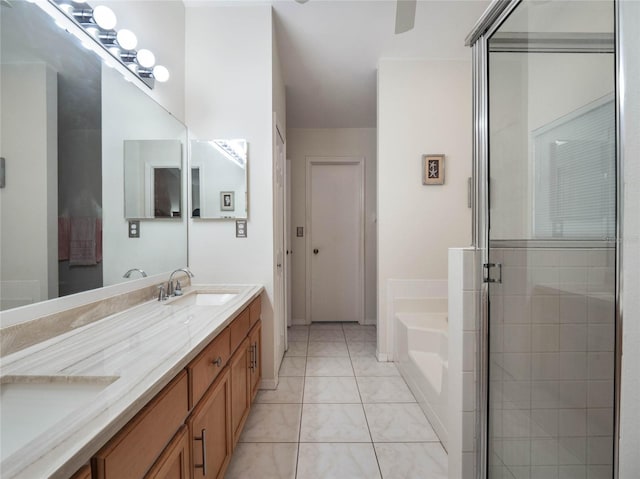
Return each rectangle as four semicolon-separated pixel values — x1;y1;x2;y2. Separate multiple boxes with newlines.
212;356;222;367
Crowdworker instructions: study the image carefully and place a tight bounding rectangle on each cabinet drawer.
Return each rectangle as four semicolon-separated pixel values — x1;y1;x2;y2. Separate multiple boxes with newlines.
229;309;250;355
93;371;189;479
189;327;231;408
249;297;261;327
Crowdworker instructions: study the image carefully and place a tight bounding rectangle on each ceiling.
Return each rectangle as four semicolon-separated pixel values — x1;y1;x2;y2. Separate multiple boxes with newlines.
270;0;491;128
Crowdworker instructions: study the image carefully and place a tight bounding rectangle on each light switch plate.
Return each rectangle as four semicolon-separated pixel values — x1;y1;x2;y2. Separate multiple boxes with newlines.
296;226;304;237
0;157;5;188
129;220;140;238
236;220;247;238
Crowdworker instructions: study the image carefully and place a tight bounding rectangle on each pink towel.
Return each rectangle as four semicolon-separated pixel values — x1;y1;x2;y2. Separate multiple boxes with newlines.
70;217;97;265
58;217;70;261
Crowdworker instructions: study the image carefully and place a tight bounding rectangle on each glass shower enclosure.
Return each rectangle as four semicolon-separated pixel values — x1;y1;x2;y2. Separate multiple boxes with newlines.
468;1;618;478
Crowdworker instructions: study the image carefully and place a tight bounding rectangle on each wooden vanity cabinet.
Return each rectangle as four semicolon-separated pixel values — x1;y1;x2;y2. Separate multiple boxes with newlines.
92;372;189;479
70;465;91;479
230;337;251;446
249;321;262;401
144;427;189;479
188;368;232;479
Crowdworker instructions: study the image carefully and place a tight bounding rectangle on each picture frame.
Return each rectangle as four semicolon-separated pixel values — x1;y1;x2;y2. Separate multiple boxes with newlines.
422;154;445;185
220;191;235;211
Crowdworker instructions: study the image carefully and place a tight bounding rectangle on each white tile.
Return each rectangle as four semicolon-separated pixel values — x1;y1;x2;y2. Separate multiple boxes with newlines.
303;377;361;403
559;465;586;479
347;341;377;357
296;443;381;479
305;357;354;376
503;409;530;439
364;403;437;442
463;290;478;331
558;352;588;380
586;436;613;465
288;326;309;342
502;439;531;467
463;331;476;371
300;404;370;442
531;438;559;466
588;352;614;380
307;341;349;357
559;296;588;324
224;442;297;479
532;324;560;352
587;381;613;408
530;409;558;438
504;353;532;380
463;372;475;411
587;465;612;478
356;376;416;403
587;408;613;436
255;377;304;404
531;381;560;409
532;296;560;324
531;465;559;479
558;409;587;437
462;411;476;451
375;442;447;479
587;295;614;324
279;356;306;377
503;381;531;410
587;324;614;352
239;404;301;442
503;325;532;353
559;437;586;465
351;357;399;377
559;324;588;352
284;341;308;357
309;322;344;330
344;327;377;342
309;329;345;342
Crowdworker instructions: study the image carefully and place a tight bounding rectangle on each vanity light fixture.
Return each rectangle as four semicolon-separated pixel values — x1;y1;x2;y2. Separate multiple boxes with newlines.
44;0;170;89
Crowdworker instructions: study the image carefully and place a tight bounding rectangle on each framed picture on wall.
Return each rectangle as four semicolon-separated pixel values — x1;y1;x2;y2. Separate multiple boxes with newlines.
220;191;235;211
423;154;445;185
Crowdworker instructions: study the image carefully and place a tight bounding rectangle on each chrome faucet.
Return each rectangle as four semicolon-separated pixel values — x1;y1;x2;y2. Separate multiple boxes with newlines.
123;268;148;278
167;268;194;296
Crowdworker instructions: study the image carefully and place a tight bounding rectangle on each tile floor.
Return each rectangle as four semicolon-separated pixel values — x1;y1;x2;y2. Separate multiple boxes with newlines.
225;322;448;479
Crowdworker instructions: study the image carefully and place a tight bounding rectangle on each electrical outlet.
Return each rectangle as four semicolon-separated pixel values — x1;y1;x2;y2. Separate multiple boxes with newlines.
129;220;140;238
236;220;247;238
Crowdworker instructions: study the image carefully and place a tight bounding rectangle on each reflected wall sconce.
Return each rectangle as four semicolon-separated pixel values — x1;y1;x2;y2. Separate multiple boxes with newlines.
48;0;169;89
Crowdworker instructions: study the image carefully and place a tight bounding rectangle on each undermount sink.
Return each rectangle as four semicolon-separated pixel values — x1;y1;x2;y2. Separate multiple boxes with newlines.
0;375;118;461
166;291;238;307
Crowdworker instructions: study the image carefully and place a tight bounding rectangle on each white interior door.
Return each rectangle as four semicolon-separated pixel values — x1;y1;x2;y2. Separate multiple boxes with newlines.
306;157;364;323
273;120;287;356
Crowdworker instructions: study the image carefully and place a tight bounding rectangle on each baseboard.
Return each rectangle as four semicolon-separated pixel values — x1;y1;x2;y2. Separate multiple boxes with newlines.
376;351;392;362
291;317;307;326
364;317;377;326
260;377;279;390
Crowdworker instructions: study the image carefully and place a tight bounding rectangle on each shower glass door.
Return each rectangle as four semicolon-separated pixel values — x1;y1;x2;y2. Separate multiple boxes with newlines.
486;1;616;478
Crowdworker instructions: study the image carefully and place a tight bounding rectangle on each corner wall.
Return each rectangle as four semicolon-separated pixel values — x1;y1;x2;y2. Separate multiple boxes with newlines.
377;59;472;359
185;4;279;387
287;128;377;324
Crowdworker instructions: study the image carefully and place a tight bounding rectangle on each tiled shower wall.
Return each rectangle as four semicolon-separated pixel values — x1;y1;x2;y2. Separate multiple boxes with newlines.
488;246;615;479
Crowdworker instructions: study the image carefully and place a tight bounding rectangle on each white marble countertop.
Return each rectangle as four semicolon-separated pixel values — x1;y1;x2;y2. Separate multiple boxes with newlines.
0;283;263;479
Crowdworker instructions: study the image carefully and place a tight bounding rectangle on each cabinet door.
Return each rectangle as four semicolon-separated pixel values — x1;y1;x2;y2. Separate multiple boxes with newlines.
144;426;189;479
70;465;91;479
230;337;251;446
249;321;262;401
189;368;232;479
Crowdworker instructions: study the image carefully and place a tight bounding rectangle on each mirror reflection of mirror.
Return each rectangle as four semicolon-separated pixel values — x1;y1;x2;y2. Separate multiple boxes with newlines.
191;139;248;219
124;140;183;219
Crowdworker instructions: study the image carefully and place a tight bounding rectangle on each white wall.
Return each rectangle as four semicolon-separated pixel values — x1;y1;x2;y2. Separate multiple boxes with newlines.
185;4;279;387
377;59;472;359
287;128;377;324
619;0;640;474
101;0;186;121
102;67;188;286
0;63;58;309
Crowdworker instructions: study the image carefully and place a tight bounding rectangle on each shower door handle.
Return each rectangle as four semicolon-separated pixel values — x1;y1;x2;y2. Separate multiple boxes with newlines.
483;263;502;284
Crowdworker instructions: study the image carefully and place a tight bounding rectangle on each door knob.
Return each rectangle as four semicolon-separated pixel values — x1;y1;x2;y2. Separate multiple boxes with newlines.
313;248;319;255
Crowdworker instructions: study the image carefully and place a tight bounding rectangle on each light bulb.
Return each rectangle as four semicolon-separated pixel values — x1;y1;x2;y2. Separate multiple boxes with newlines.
116;29;137;50
153;65;170;82
136;49;155;68
93;5;116;30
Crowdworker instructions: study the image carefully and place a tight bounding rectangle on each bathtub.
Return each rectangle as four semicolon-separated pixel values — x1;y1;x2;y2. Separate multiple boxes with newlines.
395;312;449;450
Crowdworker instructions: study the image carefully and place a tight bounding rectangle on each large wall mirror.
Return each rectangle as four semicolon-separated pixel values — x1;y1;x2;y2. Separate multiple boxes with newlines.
191;139;248;219
0;0;188;311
